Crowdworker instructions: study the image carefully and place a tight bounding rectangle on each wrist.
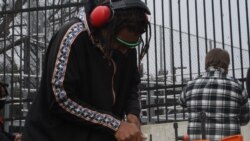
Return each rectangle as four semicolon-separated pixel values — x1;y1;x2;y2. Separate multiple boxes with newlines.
127;114;141;128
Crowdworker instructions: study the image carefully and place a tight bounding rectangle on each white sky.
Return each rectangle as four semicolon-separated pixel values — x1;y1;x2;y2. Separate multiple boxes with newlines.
141;0;250;80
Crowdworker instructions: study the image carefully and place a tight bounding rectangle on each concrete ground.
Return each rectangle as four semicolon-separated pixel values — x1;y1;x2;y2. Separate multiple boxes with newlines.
141;121;250;141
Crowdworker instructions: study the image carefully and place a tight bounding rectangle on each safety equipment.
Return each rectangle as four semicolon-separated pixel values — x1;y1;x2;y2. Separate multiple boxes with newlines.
115;37;142;48
90;0;150;28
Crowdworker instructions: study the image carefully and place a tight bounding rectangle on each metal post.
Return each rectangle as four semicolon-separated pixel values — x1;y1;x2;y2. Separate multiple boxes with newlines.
174;122;179;141
200;112;207;139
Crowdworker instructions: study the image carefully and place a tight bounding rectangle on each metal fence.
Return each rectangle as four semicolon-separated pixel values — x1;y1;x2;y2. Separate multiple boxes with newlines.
139;0;250;124
0;0;249;133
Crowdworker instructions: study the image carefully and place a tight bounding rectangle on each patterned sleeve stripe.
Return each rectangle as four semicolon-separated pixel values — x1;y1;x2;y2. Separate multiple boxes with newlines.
51;22;121;131
77;7;95;44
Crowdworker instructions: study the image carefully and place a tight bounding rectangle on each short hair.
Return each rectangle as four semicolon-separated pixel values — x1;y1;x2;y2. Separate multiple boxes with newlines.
205;48;230;71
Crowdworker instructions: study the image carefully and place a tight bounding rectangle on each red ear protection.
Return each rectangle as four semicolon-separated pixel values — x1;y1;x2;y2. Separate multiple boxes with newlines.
89;0;151;28
90;5;112;28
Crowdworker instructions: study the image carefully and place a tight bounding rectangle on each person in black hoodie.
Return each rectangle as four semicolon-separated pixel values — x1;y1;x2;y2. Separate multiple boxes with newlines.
21;0;151;141
0;82;22;141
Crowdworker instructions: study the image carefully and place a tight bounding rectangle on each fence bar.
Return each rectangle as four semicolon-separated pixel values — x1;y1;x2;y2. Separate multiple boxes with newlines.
246;0;250;63
187;0;192;80
195;0;200;75
236;1;244;79
228;0;235;77
203;0;208;53
161;0;168;121
220;0;225;49
211;0;216;48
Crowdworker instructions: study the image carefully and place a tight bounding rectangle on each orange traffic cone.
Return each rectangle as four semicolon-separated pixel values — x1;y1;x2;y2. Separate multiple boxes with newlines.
220;135;243;141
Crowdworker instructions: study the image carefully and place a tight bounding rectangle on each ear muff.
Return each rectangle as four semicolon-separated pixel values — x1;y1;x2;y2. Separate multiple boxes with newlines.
90;5;112;28
89;0;150;28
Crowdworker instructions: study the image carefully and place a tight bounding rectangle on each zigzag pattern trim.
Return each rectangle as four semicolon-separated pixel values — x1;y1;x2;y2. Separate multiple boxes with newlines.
51;22;121;131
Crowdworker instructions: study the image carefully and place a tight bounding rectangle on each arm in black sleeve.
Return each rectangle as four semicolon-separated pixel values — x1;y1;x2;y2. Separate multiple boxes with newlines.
124;49;141;118
45;21;121;133
239;88;250;125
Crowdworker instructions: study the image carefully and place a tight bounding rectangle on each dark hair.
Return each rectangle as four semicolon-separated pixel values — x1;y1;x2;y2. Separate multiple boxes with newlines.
205;48;230;72
104;8;149;58
85;0;150;60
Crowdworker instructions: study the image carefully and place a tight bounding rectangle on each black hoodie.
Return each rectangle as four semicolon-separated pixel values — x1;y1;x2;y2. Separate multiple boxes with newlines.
21;9;140;141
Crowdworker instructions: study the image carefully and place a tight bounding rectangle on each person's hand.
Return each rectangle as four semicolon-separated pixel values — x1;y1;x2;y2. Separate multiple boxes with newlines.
14;133;22;141
115;121;143;141
127;114;141;129
127;114;147;141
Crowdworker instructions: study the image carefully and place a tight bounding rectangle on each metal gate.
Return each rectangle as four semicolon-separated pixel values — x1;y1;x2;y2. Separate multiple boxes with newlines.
0;0;249;133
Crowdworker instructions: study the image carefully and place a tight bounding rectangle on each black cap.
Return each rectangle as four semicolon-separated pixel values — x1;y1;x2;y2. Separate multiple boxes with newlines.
112;0;151;14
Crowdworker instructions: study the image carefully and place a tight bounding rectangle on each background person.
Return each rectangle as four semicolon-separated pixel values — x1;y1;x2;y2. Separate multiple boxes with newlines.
0;82;22;141
179;48;250;141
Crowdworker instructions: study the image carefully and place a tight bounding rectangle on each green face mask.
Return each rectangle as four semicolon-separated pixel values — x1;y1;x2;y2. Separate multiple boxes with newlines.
115;37;142;48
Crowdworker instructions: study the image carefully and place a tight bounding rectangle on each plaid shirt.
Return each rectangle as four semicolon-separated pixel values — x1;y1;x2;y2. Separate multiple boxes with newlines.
179;67;250;141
